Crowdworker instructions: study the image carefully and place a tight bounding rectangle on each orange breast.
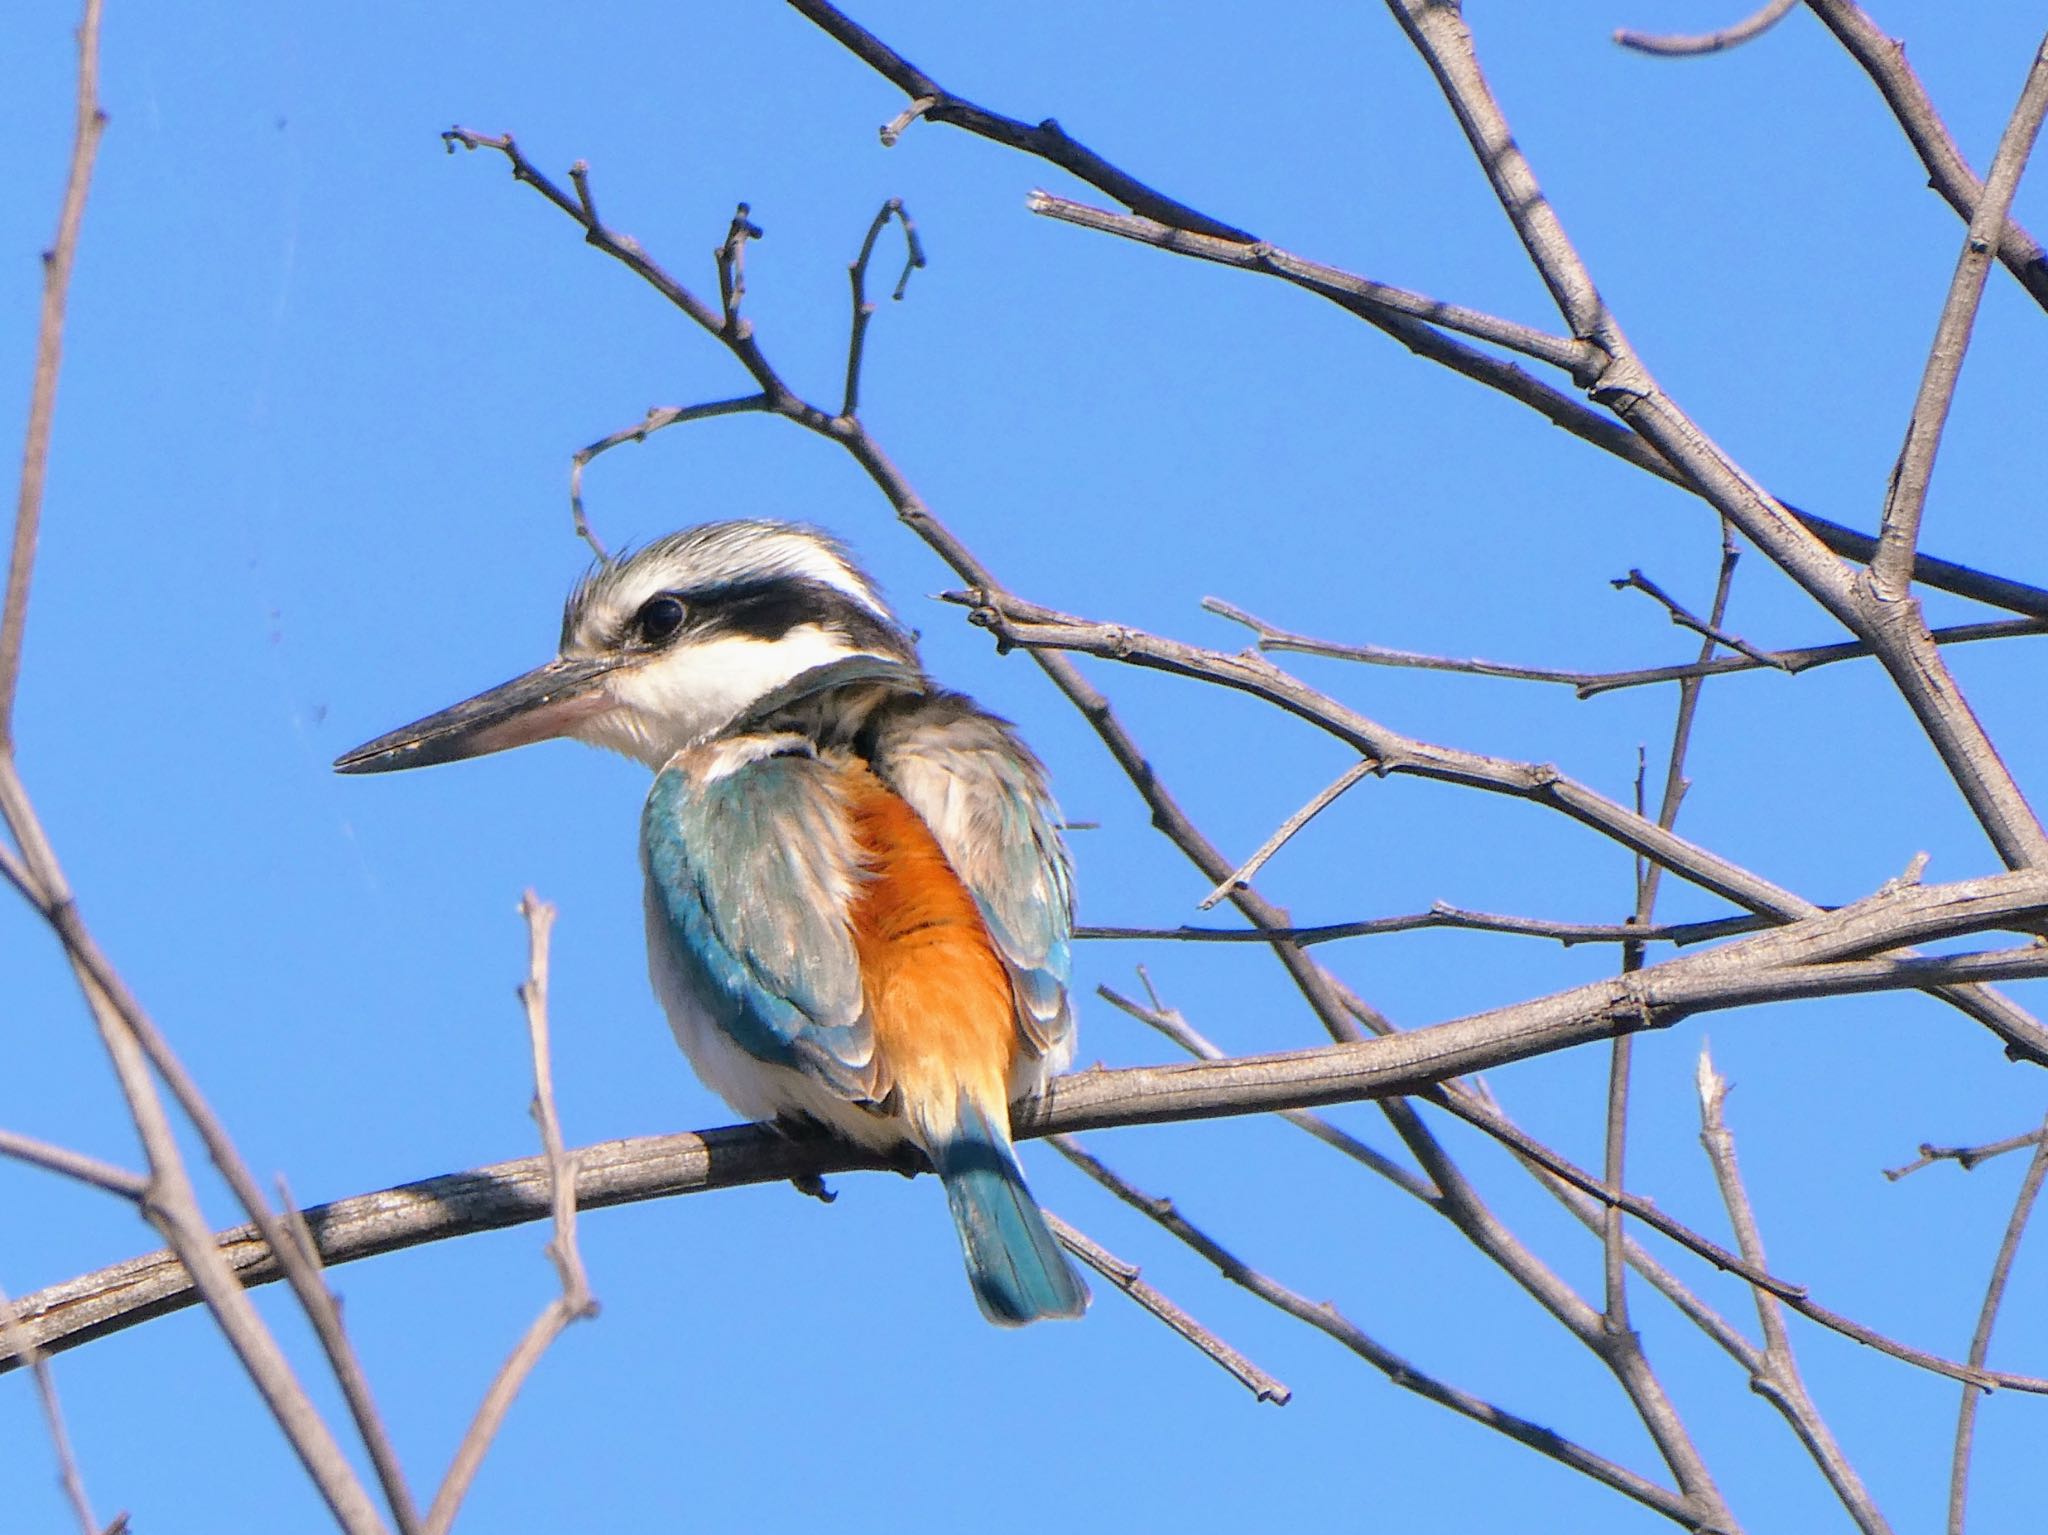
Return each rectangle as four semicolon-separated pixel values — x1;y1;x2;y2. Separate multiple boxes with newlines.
839;761;1016;1124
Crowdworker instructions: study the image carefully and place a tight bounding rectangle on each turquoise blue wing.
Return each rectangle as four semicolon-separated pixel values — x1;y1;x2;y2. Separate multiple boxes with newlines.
640;741;880;1099
870;696;1075;1061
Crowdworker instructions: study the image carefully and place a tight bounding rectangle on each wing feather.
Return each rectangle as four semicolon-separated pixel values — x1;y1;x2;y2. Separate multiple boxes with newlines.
869;696;1076;1064
641;739;883;1100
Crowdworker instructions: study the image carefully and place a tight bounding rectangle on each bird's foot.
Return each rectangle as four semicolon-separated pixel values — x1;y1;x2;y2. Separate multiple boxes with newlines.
790;1171;838;1204
884;1141;929;1181
769;1115;839;1202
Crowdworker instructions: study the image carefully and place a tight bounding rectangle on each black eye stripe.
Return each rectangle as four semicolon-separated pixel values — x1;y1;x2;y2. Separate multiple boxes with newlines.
621;575;907;655
696;578;837;639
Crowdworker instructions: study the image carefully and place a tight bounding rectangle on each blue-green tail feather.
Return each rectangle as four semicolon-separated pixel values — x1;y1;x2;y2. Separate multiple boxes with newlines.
930;1097;1088;1326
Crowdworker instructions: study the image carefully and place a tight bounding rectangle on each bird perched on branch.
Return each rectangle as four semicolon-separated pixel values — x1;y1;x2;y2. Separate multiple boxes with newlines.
336;521;1088;1325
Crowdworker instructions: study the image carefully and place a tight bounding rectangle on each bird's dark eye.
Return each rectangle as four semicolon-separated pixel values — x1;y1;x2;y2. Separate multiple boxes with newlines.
635;594;687;643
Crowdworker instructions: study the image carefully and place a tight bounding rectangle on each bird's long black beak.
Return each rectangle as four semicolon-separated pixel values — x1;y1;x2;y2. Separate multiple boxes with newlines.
333;654;623;775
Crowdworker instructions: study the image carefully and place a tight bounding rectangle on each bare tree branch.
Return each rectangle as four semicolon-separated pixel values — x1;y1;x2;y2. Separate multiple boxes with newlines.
1612;565;1788;673
0;1283;103;1535
781;0;1256;242
1;765;392;1535
1207;595;2048;700
1947;1115;2048;1535
1043;1211;1290;1406
18;883;2048;1391
1080;905;1775;949
1379;0;2048;870
1616;0;1799;57
842;197;924;417
1026;191;1594;373
1885;1127;2047;1181
1805;0;2048;310
425;894;598;1535
960;586;2048;1061
1698;1050;1894;1534
0;0;105;742
1872;34;2048;594
794;5;2048;624
1044;1136;1706;1527
0;1130;148;1201
1197;757;1377;910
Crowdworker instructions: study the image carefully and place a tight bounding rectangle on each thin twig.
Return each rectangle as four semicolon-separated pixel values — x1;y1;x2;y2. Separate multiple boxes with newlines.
1698;1049;1894;1534
569;395;771;552
0;0;106;743
715;203;764;330
1101;980;1438;1203
842;198;925;418
1947;1114;2048;1535
0;1130;147;1200
789;11;2048;622
1046;1135;1699;1525
959;587;2048;1063
0;1283;101;1535
1805;0;2048;311
1197;757;1377;909
1;766;393;1535
877;94;936;148
1612;567;1788;672
1106;977;1990;1421
425;893;598;1535
1606;526;1740;1335
1027;191;1596;375
1885;1128;2046;1182
1079;904;1773;949
785;0;1256;241
1043;1210;1290;1405
1207;595;2048;699
445;126;2048;1024
1872;36;2048;596
1615;0;1798;57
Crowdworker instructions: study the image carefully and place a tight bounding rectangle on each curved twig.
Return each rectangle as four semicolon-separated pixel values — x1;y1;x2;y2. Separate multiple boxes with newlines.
1615;0;1799;58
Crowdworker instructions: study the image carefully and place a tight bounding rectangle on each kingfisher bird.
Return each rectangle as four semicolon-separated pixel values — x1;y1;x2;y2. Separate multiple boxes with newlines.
335;521;1088;1325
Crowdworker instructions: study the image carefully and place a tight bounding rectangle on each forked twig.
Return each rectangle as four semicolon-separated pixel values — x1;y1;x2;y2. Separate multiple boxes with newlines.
424;893;598;1535
1885;1128;2047;1182
1947;1115;2048;1535
715;203;765;330
1805;0;2048;311
843;197;926;418
1046;1134;1697;1525
569;395;771;556
1208;594;2048;700
1698;1050;1893;1533
1612;566;1788;672
1872;38;2048;596
1079;904;1773;949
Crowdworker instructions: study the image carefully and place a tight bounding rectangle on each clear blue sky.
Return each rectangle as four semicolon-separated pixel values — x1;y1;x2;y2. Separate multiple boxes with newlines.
6;3;2047;1531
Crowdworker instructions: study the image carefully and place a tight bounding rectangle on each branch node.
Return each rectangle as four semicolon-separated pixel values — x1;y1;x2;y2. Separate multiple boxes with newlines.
879;95;938;148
